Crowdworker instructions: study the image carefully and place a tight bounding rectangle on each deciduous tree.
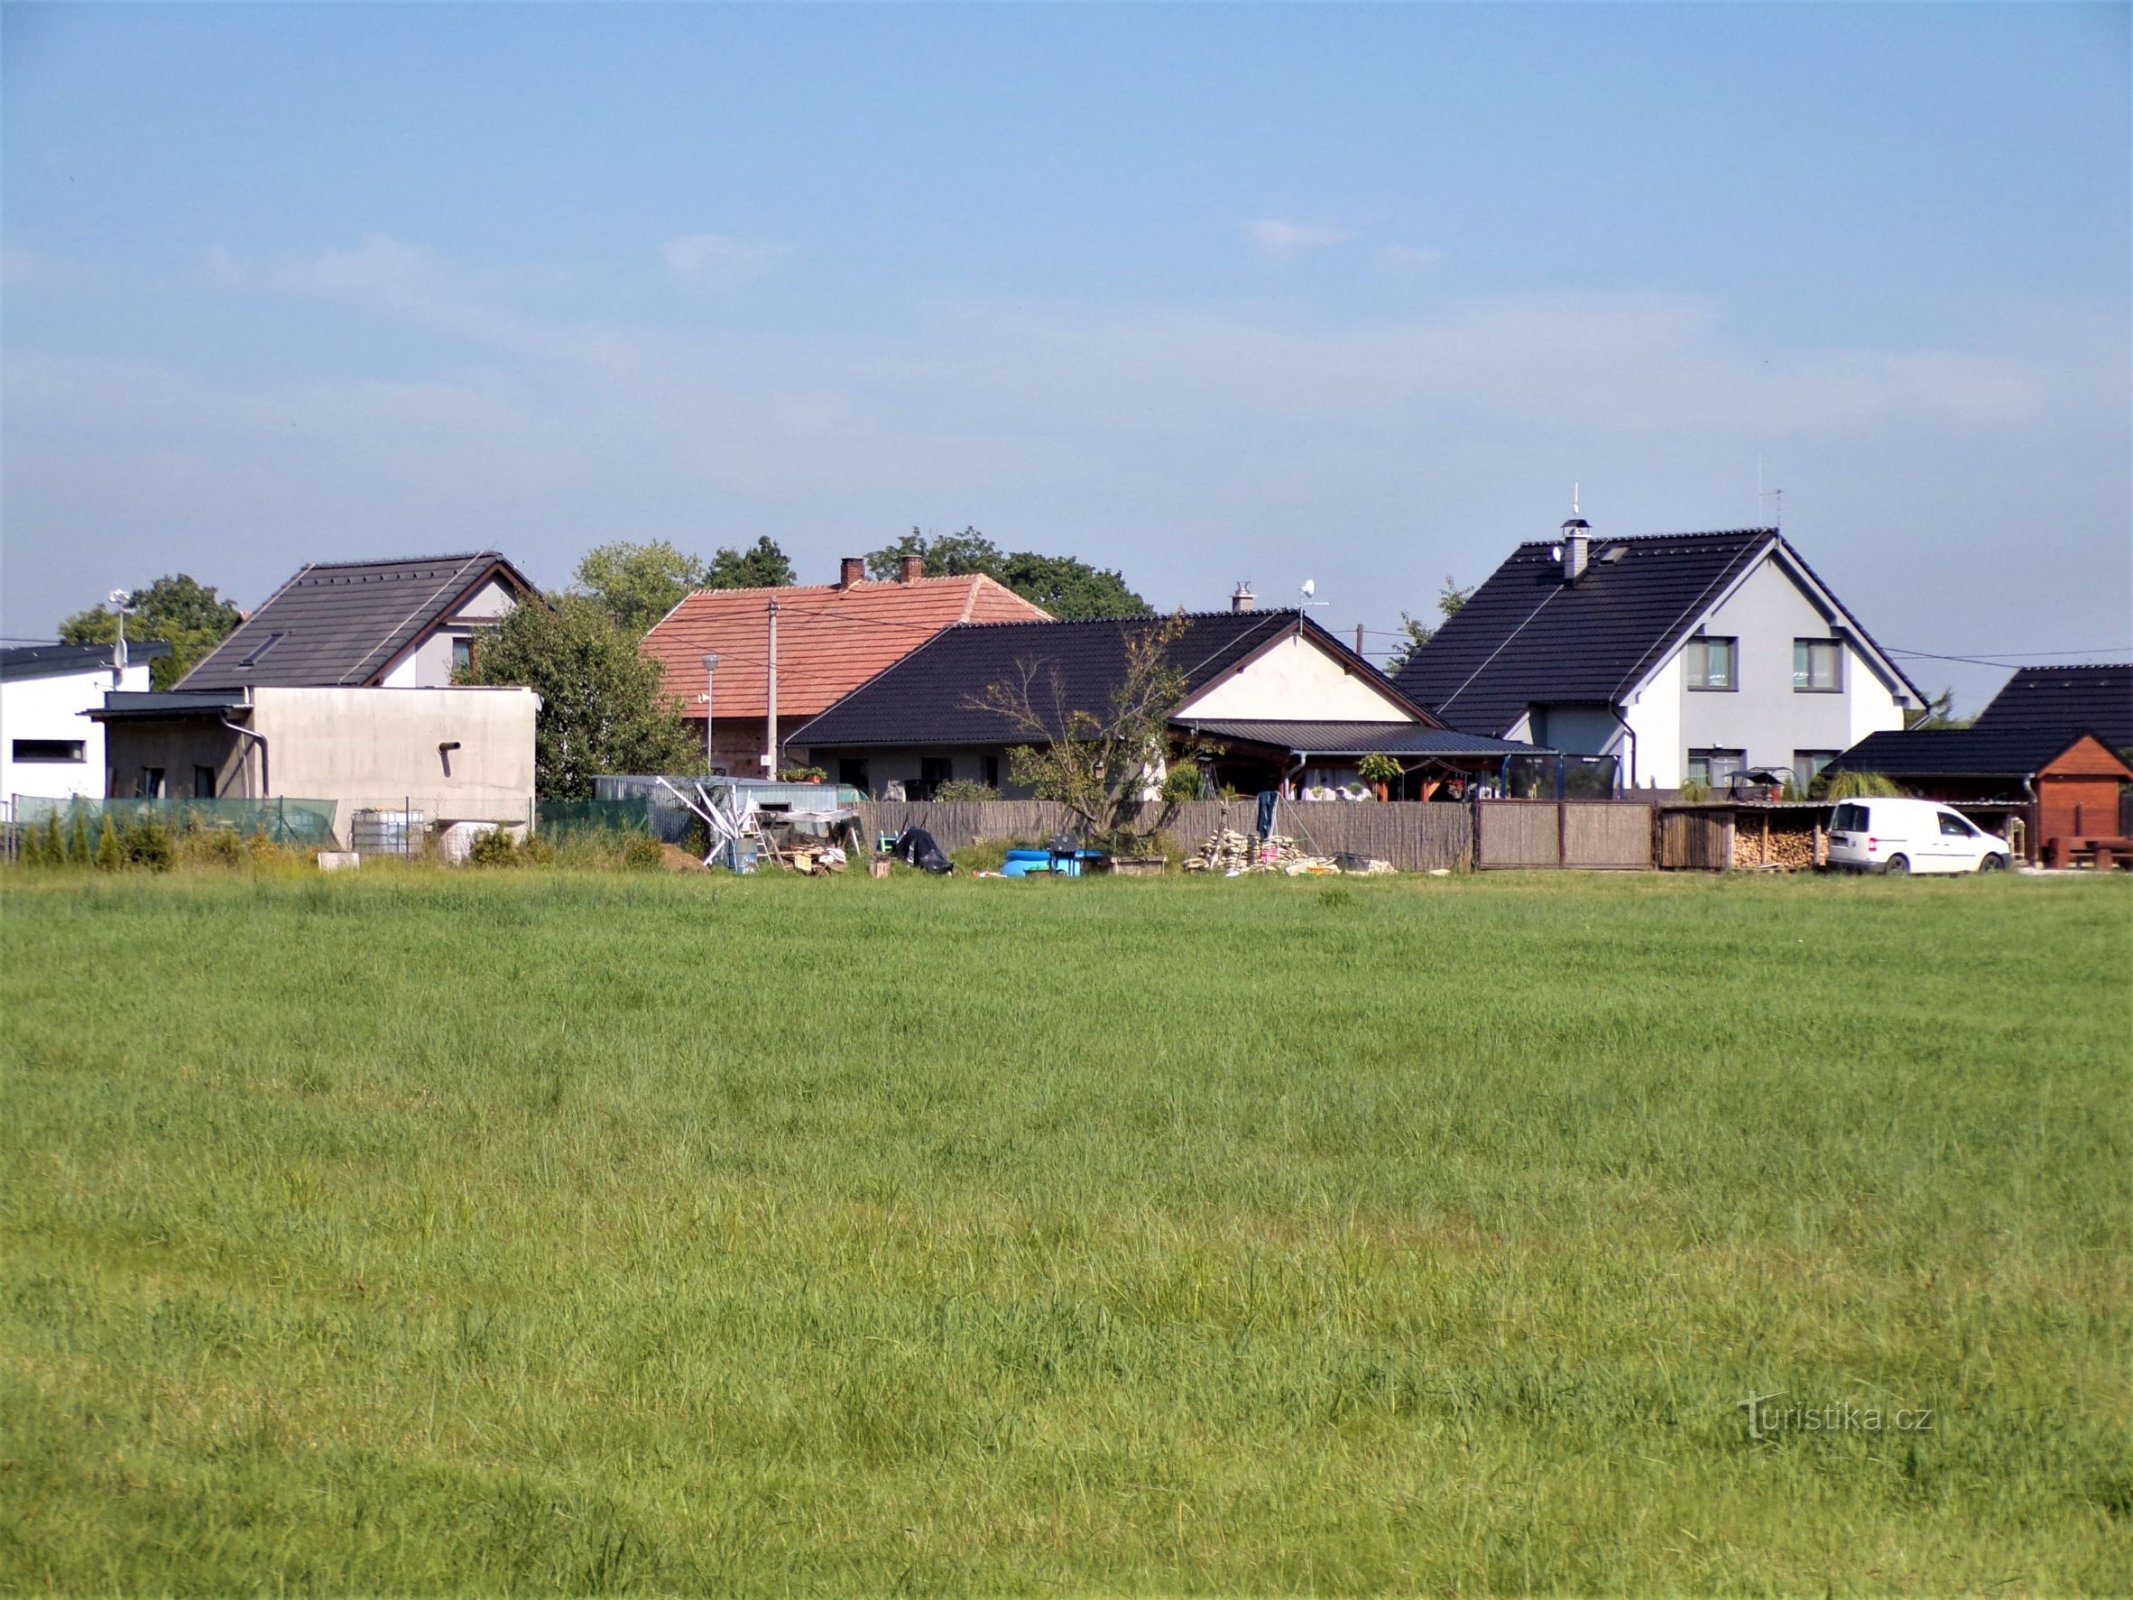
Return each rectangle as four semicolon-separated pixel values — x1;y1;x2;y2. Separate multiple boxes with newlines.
59;574;243;689
867;528;1151;620
463;594;699;798
1384;575;1474;675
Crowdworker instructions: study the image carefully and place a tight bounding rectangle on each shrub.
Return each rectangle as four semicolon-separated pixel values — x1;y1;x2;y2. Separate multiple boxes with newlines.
94;815;124;871
44;813;67;865
620;832;665;871
1677;779;1711;803
16;825;42;867
122;814;175;872
68;809;91;865
934;779;1000;801
1814;769;1904;800
467;827;521;867
184;828;247;868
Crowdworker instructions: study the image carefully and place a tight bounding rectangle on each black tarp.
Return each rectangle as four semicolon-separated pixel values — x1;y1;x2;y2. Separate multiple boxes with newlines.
893;825;954;874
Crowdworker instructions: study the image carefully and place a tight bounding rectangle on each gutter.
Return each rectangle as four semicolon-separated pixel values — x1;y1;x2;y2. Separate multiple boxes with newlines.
220;717;268;798
1606;703;1638;789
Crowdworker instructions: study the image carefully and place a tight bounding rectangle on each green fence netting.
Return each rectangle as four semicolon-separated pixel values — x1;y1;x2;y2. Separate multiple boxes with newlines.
535;798;663;840
10;795;339;846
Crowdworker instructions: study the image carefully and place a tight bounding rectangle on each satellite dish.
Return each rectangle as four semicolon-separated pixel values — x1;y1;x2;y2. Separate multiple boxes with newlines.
1301;579;1316;598
109;589;133;611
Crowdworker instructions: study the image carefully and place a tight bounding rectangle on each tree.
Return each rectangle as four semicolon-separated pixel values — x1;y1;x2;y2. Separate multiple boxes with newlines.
575;537;798;635
462;594;701;798
59;574;243;690
1384;575;1474;675
575;541;708;634
969;611;1205;847
1909;687;1970;731
701;536;796;591
866;528;1152;620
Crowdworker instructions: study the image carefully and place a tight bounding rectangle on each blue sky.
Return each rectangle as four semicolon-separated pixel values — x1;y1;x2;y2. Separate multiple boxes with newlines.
4;2;2126;709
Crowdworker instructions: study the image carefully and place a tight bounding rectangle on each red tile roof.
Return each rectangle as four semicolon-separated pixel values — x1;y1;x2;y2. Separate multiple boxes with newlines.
641;574;1050;720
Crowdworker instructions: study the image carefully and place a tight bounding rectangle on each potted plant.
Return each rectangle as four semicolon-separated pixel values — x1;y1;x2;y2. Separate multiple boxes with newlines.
1358;754;1404;801
778;765;827;784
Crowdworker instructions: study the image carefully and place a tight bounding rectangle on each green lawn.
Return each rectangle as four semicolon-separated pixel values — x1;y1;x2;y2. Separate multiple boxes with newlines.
2;867;2128;1594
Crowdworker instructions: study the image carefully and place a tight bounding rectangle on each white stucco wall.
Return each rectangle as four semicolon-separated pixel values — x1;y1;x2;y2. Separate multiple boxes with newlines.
1623;653;1685;787
377;576;522;688
1174;632;1411;722
1;658;150;812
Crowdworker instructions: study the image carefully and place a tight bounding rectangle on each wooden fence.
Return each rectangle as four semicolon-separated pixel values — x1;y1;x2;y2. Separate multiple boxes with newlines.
856;799;1474;872
1473;799;1656;869
1657;809;1732;871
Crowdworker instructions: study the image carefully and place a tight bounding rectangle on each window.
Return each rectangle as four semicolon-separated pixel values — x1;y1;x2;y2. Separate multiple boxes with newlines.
140;767;166;799
194;765;218;799
1794;750;1840;786
1686;637;1737;691
1793;638;1841;692
981;754;1000;790
237;630;287;669
1939;812;1980;838
838;759;870;795
11;739;84;763
1686;749;1746;788
920;757;953;790
452;635;475;674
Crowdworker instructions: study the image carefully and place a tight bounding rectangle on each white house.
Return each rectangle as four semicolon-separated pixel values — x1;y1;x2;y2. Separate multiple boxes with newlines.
1394;523;1925;790
0;640;169;820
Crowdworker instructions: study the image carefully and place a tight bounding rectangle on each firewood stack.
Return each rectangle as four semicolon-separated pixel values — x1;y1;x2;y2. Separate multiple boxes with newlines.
1730;821;1822;872
1183;829;1377;876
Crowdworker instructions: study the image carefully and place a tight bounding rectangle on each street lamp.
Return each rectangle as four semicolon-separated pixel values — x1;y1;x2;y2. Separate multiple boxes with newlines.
701;654;720;775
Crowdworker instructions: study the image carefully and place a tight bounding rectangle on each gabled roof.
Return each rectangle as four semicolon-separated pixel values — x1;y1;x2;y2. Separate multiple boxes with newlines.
1179;720;1540;757
1394;528;1923;736
790;611;1428;749
639;573;1051;721
1824;727;2133;780
1;639;170;683
178;553;533;691
1970;664;2133;749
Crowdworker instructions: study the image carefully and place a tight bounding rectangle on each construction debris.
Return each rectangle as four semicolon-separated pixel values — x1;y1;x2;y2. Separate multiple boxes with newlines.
1180;828;1393;877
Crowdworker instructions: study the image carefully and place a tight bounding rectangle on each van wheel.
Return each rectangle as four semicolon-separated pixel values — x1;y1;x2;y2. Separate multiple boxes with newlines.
1884;855;1911;876
1978;853;2007;873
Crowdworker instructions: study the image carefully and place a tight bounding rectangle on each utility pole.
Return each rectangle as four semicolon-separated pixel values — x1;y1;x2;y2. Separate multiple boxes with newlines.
764;598;779;776
701;654;719;775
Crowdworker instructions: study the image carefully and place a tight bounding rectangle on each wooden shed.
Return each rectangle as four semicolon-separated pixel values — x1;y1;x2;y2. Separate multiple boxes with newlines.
1823;727;2133;864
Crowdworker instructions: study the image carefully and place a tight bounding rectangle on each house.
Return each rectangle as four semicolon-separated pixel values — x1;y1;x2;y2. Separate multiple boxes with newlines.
1394;521;1926;791
90;685;540;846
638;554;1051;776
1968;663;2132;755
2;639;170;819
1822;727;2133;863
789;606;1535;800
178;551;535;692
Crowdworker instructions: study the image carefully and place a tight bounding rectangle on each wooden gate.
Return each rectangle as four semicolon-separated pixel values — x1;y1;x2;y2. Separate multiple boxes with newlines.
1475;799;1655;869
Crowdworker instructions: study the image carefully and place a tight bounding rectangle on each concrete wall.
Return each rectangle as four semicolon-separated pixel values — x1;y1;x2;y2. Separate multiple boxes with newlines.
2;659;151;811
252;687;538;835
1175;631;1412;721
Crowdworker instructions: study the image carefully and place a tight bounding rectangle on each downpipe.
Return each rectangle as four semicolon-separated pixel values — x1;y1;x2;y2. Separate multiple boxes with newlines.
220;720;268;797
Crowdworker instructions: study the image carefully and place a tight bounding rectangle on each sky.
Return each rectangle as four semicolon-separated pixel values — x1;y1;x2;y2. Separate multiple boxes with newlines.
3;2;2127;711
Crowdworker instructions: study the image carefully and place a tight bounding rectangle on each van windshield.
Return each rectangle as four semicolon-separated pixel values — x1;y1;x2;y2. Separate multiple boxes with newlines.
1832;802;1867;832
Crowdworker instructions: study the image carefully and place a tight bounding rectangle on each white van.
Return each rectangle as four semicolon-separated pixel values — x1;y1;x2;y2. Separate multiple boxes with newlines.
1827;798;2012;875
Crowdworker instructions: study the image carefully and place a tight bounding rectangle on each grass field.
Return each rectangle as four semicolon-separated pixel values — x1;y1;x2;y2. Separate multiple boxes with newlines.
2;867;2128;1594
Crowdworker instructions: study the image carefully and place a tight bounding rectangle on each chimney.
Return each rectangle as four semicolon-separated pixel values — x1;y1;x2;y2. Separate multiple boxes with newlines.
897;554;923;584
838;556;865;589
1230;581;1256;613
1559;517;1591;583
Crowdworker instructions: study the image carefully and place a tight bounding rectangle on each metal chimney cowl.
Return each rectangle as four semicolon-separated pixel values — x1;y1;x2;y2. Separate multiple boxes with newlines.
1231;582;1256;613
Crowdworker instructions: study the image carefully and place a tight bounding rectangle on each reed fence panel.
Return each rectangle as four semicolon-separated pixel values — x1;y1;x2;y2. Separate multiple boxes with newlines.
1475;799;1656;869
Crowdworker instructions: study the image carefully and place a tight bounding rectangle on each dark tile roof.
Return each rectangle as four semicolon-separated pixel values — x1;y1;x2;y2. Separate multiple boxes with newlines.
1970;664;2133;749
1393;528;1921;736
0;640;170;683
791;611;1414;748
1825;727;2132;779
179;553;533;691
1181;719;1542;756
